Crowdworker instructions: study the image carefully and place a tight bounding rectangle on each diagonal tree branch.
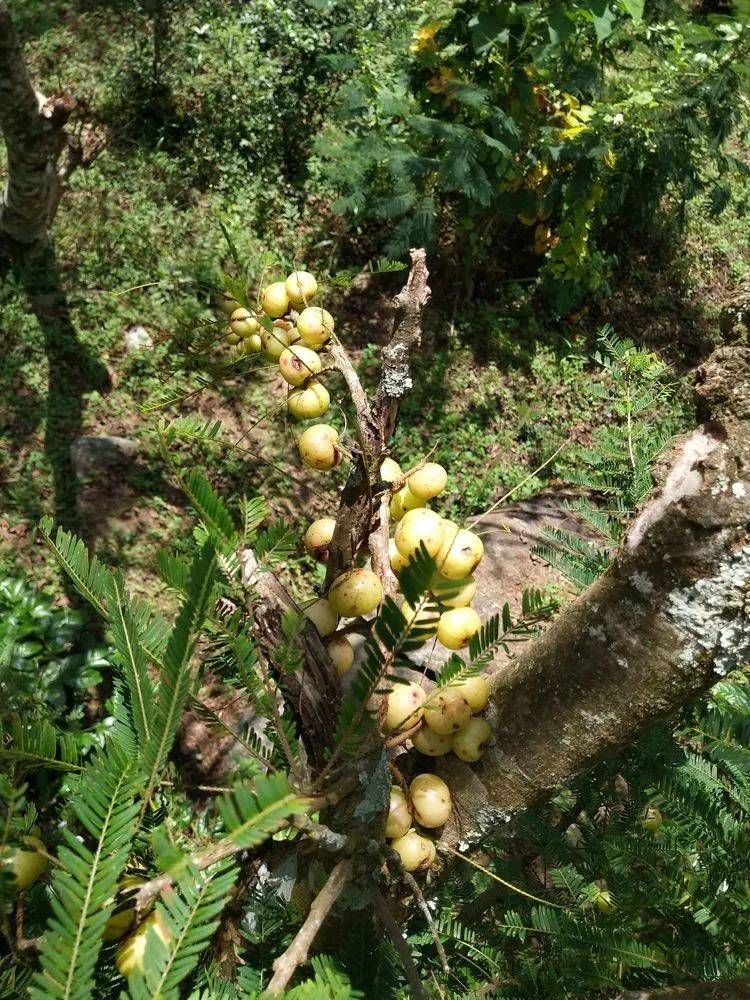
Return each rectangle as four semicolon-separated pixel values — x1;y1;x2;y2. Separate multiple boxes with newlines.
439;345;750;846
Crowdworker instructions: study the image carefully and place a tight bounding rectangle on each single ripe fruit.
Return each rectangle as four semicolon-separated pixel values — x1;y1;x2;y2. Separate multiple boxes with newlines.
452;674;490;713
389;538;409;574
241;333;262;354
385;787;412;839
102;876;146;942
297;307;334;348
230;307;260;338
437;526;484;579
116;910;172;977
261;324;294;361
304;598;338;637
279;345;322;386
400;600;439;639
398;486;426;514
431;573;477;608
595;888;615;915
410;773;452;828
225;331;241;346
408;462;448;500
262;281;290;318
285;270;318;309
384;682;426;734
389;490;405;522
304;517;336;561
287;381;330;419
298;424;341;471
452;717;492;762
437;607;482;650
0;835;47;890
327;636;355;676
395;509;444;560
412;726;453;757
215;291;240;315
643;806;663;834
390;829;436;871
424;689;471;735
329;568;383;618
380;457;402;483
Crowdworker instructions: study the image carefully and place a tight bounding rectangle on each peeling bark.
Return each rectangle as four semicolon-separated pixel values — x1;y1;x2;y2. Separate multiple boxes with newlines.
440;346;750;843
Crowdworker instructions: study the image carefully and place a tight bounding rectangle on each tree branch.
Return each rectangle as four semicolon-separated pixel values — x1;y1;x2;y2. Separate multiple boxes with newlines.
266;858;353;996
373;889;430;1000
439;346;750;846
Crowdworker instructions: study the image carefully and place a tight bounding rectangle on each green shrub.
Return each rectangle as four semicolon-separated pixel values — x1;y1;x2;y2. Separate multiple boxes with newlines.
319;0;750;311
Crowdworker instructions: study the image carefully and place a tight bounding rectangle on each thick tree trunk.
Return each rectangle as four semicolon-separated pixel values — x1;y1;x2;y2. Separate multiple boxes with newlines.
0;1;73;244
440;346;750;843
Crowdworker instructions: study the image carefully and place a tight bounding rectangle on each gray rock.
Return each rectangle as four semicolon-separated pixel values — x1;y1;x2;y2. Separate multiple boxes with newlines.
123;324;154;352
70;435;137;478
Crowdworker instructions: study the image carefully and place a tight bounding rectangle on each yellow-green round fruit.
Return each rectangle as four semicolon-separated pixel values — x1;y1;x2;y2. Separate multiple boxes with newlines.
298;424;341;471
407;463;448;500
261;324;294;361
384;682;426;734
304;598;339;637
389;537;409;575
595;888;615;915
224;331;241;346
452;717;492;762
452;674;489;713
285;270;318;309
395;509;444;560
390;490;405;522
412;726;453;757
643;806;663;834
297;307;334;348
304;517;336;561
437;527;484;580
380;457;402;483
437;607;482;650
398;486;426;515
215;291;241;315
279;345;323;386
385;787;412;840
102;876;146;942
241;333;263;354
116;910;171;978
410;773;452;828
262;282;290;318
400;600;439;639
0;835;48;890
424;689;471;735
230;307;260;338
390;829;436;871
431;573;477;609
287;381;330;419
329;568;384;618
327;636;355;676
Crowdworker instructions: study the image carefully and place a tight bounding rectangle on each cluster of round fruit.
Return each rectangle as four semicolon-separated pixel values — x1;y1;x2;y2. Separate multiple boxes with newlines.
385;773;452;872
301;457;488;675
216;269;337;431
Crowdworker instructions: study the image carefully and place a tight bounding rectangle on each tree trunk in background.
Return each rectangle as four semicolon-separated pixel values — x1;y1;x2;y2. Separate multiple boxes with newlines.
440;346;750;845
0;1;73;245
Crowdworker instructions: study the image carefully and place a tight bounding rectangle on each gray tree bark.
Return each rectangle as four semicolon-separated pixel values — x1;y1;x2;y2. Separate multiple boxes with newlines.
0;1;74;245
439;345;750;845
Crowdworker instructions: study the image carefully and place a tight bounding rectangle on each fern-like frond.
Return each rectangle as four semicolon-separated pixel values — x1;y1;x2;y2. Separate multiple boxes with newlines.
140;544;218;812
31;741;141;1000
38;518;110;619
216;772;301;850
180;470;238;551
127;861;236;1000
0;717;81;773
106;573;154;746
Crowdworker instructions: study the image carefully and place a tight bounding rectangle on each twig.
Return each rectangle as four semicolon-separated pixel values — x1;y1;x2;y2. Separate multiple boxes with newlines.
373;890;429;1000
266;858;354;996
369;492;399;598
402;871;449;974
438;843;564;909
467;440;569;529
